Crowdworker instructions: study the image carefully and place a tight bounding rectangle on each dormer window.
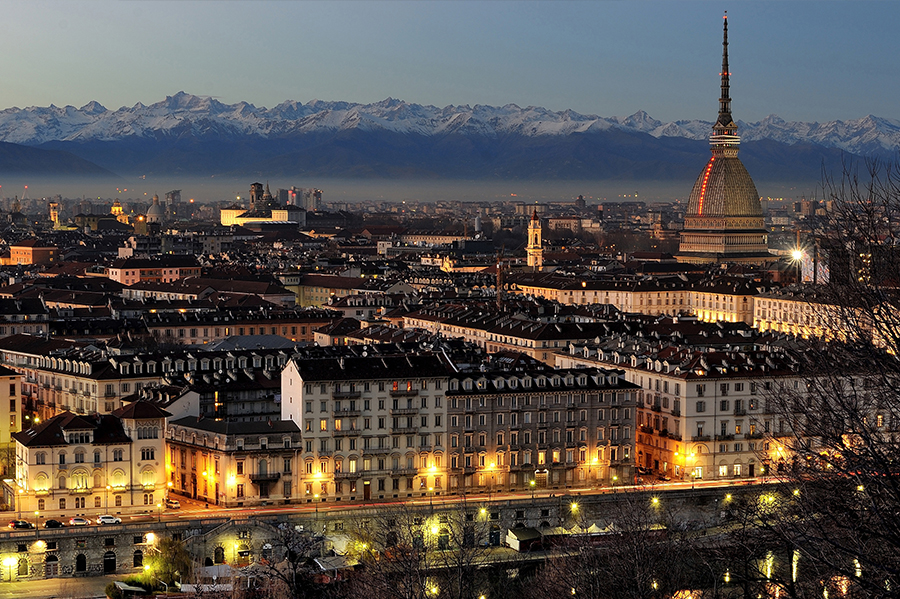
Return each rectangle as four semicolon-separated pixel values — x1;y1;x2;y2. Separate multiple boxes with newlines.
463;380;472;391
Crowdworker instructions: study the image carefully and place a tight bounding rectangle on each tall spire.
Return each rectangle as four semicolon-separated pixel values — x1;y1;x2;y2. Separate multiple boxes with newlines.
711;11;739;153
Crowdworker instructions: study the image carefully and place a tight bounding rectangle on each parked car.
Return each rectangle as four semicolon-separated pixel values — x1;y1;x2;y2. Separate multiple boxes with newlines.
7;520;33;529
96;515;122;525
165;498;181;509
657;474;672;482
43;519;64;529
69;517;91;526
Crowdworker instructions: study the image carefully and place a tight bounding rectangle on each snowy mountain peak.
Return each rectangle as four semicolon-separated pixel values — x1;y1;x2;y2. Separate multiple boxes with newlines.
0;93;897;155
79;100;106;115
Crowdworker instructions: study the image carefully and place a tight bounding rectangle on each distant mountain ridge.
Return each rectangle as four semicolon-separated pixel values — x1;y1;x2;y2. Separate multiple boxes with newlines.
0;92;896;179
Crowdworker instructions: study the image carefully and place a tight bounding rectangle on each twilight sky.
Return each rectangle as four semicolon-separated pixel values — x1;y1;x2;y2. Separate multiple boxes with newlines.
1;1;897;123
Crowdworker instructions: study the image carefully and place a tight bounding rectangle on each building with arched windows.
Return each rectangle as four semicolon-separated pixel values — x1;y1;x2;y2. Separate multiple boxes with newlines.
7;401;169;517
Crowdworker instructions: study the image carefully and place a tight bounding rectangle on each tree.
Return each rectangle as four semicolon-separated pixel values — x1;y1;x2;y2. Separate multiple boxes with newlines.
146;536;193;589
525;492;704;599
760;158;900;596
246;520;327;599
344;500;494;599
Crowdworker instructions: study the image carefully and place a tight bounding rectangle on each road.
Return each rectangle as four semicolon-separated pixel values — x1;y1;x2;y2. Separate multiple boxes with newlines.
158;477;767;522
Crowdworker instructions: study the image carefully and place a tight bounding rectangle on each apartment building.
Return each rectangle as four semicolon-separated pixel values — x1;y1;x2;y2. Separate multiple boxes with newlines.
754;286;846;339
106;256;201;285
142;307;338;345
281;355;450;503
166;418;302;507
557;341;803;481
505;273;768;325
446;368;639;493
403;303;615;364
9;401;169;517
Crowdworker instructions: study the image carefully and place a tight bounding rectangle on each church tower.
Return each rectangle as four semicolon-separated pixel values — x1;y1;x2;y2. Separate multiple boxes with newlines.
676;14;770;265
526;209;544;270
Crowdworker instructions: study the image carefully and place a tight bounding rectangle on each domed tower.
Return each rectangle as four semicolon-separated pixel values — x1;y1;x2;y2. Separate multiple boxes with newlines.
147;194;165;225
676;14;770;265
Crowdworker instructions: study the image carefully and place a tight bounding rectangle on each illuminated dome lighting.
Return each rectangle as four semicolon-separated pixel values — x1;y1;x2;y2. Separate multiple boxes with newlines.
676;13;770;265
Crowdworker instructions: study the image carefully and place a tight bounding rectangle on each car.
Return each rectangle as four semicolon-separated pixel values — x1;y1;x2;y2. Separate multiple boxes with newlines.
43;519;64;529
165;498;181;509
7;520;33;529
69;517;91;526
657;474;672;482
96;515;122;525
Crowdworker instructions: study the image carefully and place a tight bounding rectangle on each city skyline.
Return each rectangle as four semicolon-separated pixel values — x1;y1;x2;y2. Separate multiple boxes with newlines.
2;1;898;123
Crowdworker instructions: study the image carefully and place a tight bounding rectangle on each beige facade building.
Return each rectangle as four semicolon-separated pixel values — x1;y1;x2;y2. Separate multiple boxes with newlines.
281;355;450;503
9;402;169;518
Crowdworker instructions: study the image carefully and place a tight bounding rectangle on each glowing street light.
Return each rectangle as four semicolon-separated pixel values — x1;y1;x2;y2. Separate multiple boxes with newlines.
3;557;16;582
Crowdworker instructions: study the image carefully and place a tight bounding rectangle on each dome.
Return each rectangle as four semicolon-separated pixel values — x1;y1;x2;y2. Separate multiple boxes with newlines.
146;194;165;223
675;13;770;265
685;155;762;220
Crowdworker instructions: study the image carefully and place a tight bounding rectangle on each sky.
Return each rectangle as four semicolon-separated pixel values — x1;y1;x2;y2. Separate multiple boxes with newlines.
0;1;898;124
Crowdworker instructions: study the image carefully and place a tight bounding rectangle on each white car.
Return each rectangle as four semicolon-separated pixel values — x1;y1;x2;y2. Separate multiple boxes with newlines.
165;499;181;509
96;515;121;525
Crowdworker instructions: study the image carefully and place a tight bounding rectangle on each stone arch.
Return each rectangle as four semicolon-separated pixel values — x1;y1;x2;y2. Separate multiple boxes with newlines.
75;554;87;573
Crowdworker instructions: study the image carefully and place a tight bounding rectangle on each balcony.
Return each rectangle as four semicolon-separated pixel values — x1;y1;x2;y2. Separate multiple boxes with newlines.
692;435;711;442
69;487;91;495
715;434;735;441
249;472;281;483
333;391;361;399
390;408;418;416
391;427;417;435
334;471;359;480
333;429;361;437
640;425;654;434
390;389;419;398
332;409;361;418
364;447;392;455
734;408;747;416
34;489;50;497
744;432;764;440
391;467;418;476
671;409;681;417
651;404;662;413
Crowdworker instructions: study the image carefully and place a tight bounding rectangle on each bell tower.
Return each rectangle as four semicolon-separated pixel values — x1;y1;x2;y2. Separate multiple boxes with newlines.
526;210;543;270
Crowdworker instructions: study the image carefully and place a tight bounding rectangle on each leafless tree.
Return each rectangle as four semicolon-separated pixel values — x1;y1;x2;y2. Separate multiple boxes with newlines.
524;492;703;599
244;520;327;599
341;500;495;599
759;157;900;597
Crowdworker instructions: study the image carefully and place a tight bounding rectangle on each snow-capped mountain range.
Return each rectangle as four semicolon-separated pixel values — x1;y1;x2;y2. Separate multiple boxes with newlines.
1;91;898;156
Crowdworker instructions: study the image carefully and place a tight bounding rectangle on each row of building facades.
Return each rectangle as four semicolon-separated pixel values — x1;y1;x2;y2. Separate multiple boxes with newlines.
0;309;837;519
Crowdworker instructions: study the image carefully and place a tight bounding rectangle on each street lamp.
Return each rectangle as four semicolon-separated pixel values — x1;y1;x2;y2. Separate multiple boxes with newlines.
34;511;40;537
106;485;111;510
529;479;536;503
3;556;16;582
791;249;804;283
156;503;162;523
